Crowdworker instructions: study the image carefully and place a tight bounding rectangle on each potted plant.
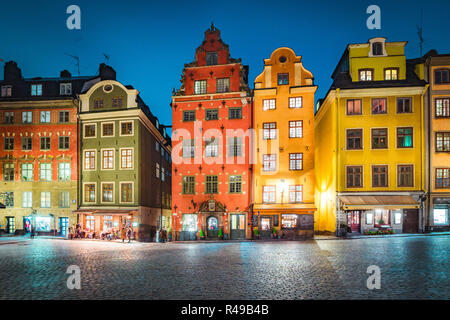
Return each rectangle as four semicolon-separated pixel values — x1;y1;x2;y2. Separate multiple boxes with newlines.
218;228;223;240
199;229;205;240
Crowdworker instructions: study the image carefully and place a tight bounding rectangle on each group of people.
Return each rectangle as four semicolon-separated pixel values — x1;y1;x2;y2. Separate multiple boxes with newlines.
68;224;134;242
120;226;133;243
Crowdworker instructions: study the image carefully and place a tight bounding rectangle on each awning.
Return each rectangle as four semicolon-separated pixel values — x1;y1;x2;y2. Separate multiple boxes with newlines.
73;209;138;215
339;195;420;210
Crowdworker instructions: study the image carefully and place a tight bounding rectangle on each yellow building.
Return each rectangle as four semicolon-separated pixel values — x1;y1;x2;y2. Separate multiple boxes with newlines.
253;47;316;239
315;38;428;235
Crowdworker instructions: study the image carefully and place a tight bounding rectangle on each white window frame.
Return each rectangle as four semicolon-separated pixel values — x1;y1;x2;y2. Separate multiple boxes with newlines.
83;149;97;171
101;148;115;170
119;120;134;136
40;191;51;208
22;191;32;208
83;182;97;204
39;162;52;181
58;162;71;181
101;121;115;138
263;99;276;111
60;83;72;95
83;123;97;139
22;111;32;124
119;181;134;204
194;80;207;95
119;148;134;170
101;181;115;204
289;97;302;108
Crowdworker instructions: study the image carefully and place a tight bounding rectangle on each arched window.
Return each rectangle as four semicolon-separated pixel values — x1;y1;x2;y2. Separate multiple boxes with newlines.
435;69;450;84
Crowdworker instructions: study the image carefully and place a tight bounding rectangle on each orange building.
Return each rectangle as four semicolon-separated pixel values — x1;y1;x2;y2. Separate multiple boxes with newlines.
252;48;316;239
171;25;252;240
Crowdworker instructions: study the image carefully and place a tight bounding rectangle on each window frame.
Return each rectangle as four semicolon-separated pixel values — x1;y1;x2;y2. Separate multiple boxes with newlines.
346;99;362;115
263;99;276;111
119;121;134;136
434;68;450;84
101;148;115;170
436;132;450;152
228;107;242;119
205;175;219;194
359;69;374;81
346;128;363;150
384;68;399;81
371;98;388;114
205;109;219;121
397;127;414;148
435;168;450;189
229;175;242;193
289;120;303;138
289;97;302;109
263;122;277;140
435;98;450;118
182;176;195;194
372;165;389;187
289;153;303;171
216;78;230;93
346;165;363;188
277;73;289;85
262;185;276;203
194;80;207;95
397;164;414;187
396;97;412;114
371;128;388;149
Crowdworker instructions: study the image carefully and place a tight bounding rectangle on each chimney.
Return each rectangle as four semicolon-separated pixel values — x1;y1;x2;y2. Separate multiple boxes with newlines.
4;61;22;81
60;70;72;78
99;63;116;80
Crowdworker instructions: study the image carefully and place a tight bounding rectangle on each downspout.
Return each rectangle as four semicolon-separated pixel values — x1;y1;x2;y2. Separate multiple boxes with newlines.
426;58;433;232
249;91;254;240
74;95;81;226
335;89;341;235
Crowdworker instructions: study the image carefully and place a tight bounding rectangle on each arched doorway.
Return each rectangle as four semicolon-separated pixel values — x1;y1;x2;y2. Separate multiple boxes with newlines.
206;216;219;238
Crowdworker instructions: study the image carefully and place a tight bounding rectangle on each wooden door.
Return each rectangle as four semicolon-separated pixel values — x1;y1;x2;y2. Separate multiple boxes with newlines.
403;209;419;233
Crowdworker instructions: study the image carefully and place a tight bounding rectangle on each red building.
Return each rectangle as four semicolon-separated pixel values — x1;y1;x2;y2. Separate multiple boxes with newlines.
171;24;252;240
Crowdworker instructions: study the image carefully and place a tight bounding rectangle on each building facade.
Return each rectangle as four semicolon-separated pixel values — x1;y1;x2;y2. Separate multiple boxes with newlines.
0;61;97;235
253;47;316;239
315;38;428;235
76;74;172;241
171;24;252;240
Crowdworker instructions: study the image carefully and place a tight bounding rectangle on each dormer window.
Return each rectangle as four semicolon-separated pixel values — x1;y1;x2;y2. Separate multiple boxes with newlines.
359;69;373;81
372;42;383;56
385;68;399;80
206;52;218;66
31;84;42;96
1;85;12;97
435;69;450;84
60;83;72;95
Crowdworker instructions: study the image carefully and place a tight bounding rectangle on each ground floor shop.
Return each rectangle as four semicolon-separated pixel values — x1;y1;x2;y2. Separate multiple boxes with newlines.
338;193;424;235
427;195;450;232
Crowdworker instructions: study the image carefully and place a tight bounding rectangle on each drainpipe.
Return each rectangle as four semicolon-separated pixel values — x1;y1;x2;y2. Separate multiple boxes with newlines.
426;57;433;232
420;83;429;233
335;89;341;236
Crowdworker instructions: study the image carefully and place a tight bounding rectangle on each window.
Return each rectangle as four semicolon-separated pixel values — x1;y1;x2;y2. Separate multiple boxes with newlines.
120;149;133;169
59;191;70;208
436;168;450;188
289;97;302;108
205;175;218;194
397;98;412;113
22;111;32;124
385;68;398;80
40;192;51;208
229;107;242;119
181;214;198;232
161;167;165;181
263;186;276;203
263;99;276;111
40;137;51;150
436;98;450;117
182;139;195;158
394;211;402;224
216;78;230;93
59;111;69;123
4;192;14;208
22;192;32;208
263;122;276;140
289;121;303;138
156;163;160;178
347;129;363;150
58;136;69;150
371;128;388;149
433;208;449;225
289;185;302;203
227;137;242;157
58;162;71;181
102;183;114;202
84;150;96;170
94;99;104;109
84;184;96;202
31;84;42;96
277;73;289;85
372;98;387;114
263;154;276;171
120;183;133;203
60;83;72;95
4;112;14;124
121;122;133;135
155;142;160;152
102;123;114;136
436;132;450;152
359;69;373;81
204;138;218;157
183;110;195;122
398;165;414;187
39;163;52;181
397;127;413;148
206;52;218;66
182;176;195;194
84;124;96;137
289;153;303;170
21;137;32;151
372;42;383;56
21;163;33;181
229;175;242;193
1;85;12;97
194;80;207;94
205;109;218;121
4;137;14;150
435;69;450;84
346;99;362;115
102;149;114;169
372;165;388;187
347;166;363;188
112;97;123;107
3;163;14;181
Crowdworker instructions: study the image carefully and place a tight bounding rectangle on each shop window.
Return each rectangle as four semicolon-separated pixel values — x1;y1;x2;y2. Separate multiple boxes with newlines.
207;216;218;231
371;128;388;149
398;165;414;187
86;216;95;232
372;98;387;114
397;127;413;148
281;214;297;229
347;129;363;150
181;214;198;232
346;99;362;115
394;211;402;225
397;98;412;113
260;218;271;231
435;98;450;117
6;217;15;234
436;132;450;152
366;212;374;225
375;209;389;226
433;208;449;225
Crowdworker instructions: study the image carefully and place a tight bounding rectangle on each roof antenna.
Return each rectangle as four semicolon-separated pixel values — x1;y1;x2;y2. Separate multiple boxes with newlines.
65;53;80;76
211;21;214;31
103;53;110;65
417;10;424;56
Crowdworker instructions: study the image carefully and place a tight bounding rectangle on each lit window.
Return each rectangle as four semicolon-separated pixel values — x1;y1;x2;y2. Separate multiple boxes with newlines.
263;186;276;203
22;111;32;124
120;183;133;202
216;78;230;93
227;137;242;157
84;151;96;170
194;80;207;94
31;84;42;96
281;214;297;228
21;163;33;181
397;127;413;148
289;186;302;203
22;192;32;208
120;149;133;169
263;99;276;111
40;192;51;208
359;69;373;81
289;121;303;138
385;68;398;80
39;163;52;181
372;98;387;114
205;138;218;157
436;98;450;117
289;97;302;108
436;168;450;189
263;122;276;140
433;208;449;225
1;85;12;97
289;153;303;170
102;149;114;169
263;154;276;172
346;99;362;115
58;162;71;181
84;184;96;203
102;183;114;202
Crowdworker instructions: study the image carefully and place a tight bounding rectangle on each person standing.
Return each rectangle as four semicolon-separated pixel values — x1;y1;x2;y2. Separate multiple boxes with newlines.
121;228;126;243
126;227;132;243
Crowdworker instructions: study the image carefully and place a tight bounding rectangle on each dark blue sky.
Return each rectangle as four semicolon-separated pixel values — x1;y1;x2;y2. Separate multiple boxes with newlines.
2;0;450;134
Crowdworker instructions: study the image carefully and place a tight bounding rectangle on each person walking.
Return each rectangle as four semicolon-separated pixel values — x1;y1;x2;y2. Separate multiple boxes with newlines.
30;227;35;239
126;227;132;243
121;227;126;243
